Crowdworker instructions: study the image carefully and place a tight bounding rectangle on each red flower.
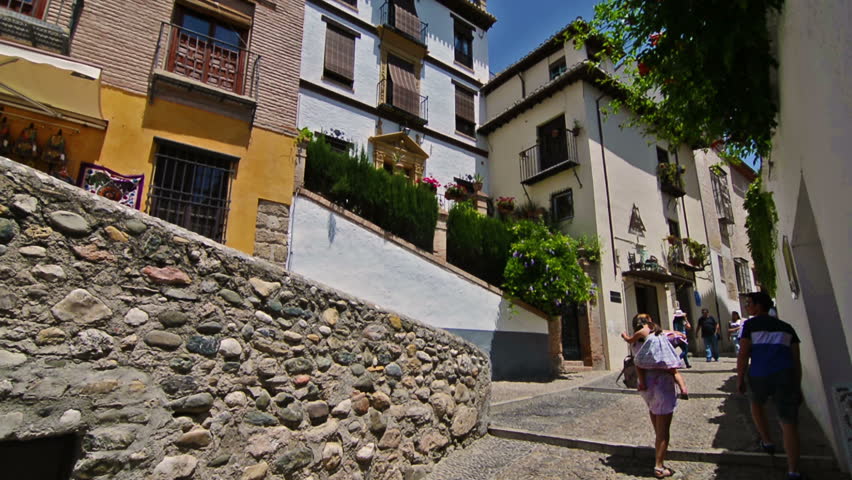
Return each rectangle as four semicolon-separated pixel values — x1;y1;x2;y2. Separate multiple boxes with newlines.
638;62;650;77
649;32;661;47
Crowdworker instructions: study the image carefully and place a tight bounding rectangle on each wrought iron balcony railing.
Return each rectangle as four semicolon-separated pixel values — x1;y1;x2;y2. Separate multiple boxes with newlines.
151;22;260;101
519;133;579;185
657;162;686;197
377;78;428;125
379;1;428;45
0;0;82;54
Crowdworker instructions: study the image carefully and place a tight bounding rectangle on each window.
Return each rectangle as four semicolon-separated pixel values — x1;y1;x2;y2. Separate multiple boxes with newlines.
734;258;753;293
323;24;357;87
148;140;236;243
337;0;357;7
389;0;421;40
169;7;248;94
455;85;475;137
667;219;680;238
537;115;568;170
551;189;574;222
710;169;734;222
0;0;47;18
454;18;473;68
549;57;567;80
656;146;669;164
717;254;725;281
320;133;352;154
385;54;420;116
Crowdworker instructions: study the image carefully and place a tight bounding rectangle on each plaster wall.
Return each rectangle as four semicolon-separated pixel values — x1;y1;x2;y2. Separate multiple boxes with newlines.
288;194;551;378
767;0;852;471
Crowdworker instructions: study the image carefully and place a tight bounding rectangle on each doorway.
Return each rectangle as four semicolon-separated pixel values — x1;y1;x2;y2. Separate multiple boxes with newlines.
0;434;80;479
635;283;660;325
561;303;582;361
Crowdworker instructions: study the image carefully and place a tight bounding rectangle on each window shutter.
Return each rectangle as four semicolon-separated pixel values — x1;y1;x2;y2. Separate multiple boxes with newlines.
392;0;420;40
324;26;356;82
455;86;475;123
387;55;419;115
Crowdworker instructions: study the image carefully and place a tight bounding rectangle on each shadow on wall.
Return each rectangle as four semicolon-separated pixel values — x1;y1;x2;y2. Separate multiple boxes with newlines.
492;298;551;381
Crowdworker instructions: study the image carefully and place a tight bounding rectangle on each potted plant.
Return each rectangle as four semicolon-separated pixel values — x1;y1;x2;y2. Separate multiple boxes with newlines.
657;162;685;189
665;234;680;245
444;183;467;201
496;196;515;214
683;238;709;268
571;119;583;136
420;176;440;193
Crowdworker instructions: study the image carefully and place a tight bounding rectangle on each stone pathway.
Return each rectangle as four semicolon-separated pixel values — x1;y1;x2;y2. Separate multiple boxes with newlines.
425;359;850;480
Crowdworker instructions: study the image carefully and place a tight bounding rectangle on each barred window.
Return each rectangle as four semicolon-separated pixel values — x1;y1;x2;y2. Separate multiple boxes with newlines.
454;85;475;137
323;24;357;87
735;258;753;293
148;140;236;243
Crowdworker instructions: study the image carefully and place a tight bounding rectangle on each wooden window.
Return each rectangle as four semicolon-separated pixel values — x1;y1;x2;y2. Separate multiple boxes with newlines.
324;24;357;87
718;254;725;281
455;85;475;137
734;258;753;293
549;57;567;80
656;146;669;164
454;18;473;68
537;115;568;170
149;140;236;243
390;0;421;40
551;189;574;222
0;0;47;19
386;54;419;116
169;7;249;94
667;219;680;238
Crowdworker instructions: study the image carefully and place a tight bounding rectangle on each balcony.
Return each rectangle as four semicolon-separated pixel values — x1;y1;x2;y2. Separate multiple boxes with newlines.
377;78;428;127
519;133;579;185
0;0;81;54
149;22;260;119
665;237;707;273
657;162;686;197
379;1;427;46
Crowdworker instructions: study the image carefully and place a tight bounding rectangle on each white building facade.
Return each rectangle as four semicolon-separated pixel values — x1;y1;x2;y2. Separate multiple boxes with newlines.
480;26;723;370
766;1;852;472
297;0;495;201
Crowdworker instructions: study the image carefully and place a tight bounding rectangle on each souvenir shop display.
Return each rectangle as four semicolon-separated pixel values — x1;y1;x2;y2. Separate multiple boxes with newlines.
12;123;38;166
42;129;73;183
0;117;10;156
78;163;145;210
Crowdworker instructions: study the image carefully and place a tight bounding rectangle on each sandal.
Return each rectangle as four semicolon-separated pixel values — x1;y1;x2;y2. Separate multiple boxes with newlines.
759;441;776;455
654;466;674;478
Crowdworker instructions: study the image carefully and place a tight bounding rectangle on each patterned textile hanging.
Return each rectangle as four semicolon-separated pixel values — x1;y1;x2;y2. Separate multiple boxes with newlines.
0;117;10;156
13;123;38;166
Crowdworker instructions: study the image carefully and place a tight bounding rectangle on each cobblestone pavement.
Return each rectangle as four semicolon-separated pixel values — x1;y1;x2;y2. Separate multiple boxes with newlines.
424;358;849;480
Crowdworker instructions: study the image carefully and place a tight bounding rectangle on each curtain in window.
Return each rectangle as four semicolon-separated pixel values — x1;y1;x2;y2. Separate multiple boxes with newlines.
392;0;420;40
455;86;475;123
387;55;419;116
324;26;355;82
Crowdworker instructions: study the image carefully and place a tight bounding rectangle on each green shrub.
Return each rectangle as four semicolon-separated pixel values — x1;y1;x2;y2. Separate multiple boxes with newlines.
447;201;512;286
304;137;438;251
503;221;593;315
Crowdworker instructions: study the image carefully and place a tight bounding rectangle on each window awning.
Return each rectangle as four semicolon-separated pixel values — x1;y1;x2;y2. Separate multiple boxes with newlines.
0;42;105;128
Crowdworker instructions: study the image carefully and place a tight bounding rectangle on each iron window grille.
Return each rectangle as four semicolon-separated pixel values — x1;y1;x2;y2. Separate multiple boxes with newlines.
148;139;237;243
734;258;753;293
551;188;574;222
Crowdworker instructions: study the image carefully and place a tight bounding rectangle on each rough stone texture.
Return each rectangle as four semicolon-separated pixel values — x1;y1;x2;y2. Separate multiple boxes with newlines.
253;199;290;266
0;159;490;480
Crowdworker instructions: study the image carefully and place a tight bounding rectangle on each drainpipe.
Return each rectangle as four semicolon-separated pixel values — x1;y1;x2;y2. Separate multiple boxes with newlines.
594;92;616;370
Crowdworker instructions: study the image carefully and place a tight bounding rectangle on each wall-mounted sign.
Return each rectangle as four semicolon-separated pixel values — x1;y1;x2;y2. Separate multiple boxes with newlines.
610;291;622;303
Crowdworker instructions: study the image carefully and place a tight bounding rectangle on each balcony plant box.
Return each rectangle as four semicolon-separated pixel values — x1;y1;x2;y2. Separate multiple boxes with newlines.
496;196;515;215
444;183;467;201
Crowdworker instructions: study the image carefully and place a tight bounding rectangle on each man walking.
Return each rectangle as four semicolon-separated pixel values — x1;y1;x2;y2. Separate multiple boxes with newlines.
737;292;803;480
697;308;720;362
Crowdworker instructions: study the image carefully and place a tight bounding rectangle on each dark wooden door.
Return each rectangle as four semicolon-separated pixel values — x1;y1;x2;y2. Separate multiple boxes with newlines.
537;115;567;170
561;303;582;361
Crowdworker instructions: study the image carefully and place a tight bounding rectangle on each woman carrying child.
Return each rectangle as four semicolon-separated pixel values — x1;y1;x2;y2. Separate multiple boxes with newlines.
620;313;688;478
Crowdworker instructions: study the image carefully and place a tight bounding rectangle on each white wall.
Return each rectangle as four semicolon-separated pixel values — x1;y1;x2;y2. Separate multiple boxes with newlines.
288;194;547;336
768;1;852;471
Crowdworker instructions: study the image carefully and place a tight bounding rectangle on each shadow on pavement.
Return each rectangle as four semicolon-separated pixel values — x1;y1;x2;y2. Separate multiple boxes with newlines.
600;455;657;478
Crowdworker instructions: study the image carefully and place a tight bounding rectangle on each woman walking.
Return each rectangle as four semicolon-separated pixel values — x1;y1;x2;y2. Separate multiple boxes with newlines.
622;314;683;478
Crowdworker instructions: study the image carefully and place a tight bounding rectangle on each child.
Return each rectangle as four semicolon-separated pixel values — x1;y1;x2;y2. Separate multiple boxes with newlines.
621;314;689;399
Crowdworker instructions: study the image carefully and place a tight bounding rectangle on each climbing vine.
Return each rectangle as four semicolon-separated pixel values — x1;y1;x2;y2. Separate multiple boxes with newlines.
744;177;778;296
576;0;784;158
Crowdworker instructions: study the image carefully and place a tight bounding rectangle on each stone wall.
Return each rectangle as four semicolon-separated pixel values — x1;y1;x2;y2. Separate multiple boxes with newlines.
254;200;290;266
0;157;490;480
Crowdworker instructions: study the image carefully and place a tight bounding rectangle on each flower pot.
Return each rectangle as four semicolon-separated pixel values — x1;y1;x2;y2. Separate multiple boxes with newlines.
444;191;464;201
473;181;483;192
497;205;514;215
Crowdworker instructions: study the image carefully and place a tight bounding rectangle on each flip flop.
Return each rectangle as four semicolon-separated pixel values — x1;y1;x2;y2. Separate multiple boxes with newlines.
654;466;674;478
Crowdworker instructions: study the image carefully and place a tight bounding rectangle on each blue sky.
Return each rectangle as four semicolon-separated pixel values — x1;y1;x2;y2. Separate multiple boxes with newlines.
488;0;600;74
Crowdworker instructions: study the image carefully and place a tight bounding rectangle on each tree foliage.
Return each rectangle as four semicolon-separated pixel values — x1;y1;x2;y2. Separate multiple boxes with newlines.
578;0;783;158
744;177;778;296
